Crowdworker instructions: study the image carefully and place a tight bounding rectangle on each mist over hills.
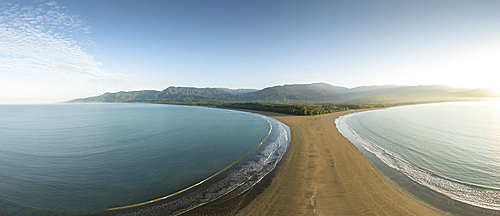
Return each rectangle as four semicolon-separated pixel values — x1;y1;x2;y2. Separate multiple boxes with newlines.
69;83;499;104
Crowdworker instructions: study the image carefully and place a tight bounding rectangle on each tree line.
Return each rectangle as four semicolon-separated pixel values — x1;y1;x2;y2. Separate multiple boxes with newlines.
150;102;374;115
150;101;443;116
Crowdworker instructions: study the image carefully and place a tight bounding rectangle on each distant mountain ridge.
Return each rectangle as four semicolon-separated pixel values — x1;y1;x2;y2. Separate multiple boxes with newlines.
69;83;499;104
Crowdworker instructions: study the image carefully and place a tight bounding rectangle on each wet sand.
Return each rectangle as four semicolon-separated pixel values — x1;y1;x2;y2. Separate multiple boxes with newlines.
184;109;447;216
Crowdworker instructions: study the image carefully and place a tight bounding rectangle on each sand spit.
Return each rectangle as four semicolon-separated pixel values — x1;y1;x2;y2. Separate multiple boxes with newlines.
183;109;446;216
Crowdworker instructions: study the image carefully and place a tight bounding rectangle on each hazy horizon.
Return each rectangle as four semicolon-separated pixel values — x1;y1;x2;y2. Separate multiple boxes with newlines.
1;0;499;104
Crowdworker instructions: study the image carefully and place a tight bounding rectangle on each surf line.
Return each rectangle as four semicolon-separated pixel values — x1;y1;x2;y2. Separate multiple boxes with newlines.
337;113;500;211
106;117;274;212
173;119;288;215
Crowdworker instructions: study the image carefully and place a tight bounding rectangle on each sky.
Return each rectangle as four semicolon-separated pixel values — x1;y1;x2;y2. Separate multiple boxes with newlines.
1;0;499;104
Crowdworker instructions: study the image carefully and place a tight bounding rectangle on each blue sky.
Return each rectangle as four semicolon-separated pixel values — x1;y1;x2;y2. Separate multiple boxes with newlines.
1;0;499;103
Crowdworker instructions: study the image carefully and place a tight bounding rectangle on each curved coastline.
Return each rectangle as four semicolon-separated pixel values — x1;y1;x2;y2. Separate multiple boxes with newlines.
107;115;273;211
190;109;446;216
10;106;498;215
336;108;500;216
106;111;291;216
0;106;291;216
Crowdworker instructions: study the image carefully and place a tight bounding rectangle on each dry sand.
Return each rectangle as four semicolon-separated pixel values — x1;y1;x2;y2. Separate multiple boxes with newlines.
184;109;448;216
240;109;447;215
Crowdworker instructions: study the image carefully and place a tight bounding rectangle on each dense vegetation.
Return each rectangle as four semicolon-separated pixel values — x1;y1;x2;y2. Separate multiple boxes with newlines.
150;101;437;116
69;83;498;115
70;83;498;104
216;102;353;115
211;102;375;115
152;102;365;115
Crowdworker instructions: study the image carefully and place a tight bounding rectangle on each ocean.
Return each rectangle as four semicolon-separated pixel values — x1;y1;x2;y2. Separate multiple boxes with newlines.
336;101;500;211
0;103;290;215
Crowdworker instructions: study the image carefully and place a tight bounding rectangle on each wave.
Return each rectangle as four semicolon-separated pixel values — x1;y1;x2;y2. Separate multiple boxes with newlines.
107;115;291;215
336;113;500;211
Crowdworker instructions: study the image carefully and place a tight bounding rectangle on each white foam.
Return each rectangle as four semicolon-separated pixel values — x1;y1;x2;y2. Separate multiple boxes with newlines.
112;115;291;215
336;114;500;211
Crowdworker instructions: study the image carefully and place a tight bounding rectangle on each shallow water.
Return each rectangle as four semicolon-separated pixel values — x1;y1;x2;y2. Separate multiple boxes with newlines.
337;101;500;210
0;103;289;214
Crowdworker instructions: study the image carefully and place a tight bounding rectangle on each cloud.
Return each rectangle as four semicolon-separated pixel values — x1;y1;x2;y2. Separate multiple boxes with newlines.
45;1;57;6
0;0;131;85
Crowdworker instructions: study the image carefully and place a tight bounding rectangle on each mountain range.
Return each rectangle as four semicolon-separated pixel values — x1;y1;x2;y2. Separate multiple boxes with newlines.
69;83;499;104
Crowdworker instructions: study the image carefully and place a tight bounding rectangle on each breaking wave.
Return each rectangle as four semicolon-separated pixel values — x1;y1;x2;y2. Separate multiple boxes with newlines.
109;115;291;215
336;113;500;211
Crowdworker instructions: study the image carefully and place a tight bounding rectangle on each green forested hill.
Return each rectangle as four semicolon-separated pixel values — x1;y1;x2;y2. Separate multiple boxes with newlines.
232;84;347;103
217;88;259;95
72;90;160;103
69;83;499;104
232;85;312;103
154;87;235;98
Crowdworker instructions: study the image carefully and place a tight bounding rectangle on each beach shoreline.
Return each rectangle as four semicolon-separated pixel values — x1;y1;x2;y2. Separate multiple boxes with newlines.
184;106;500;216
336;107;500;216
183;109;446;215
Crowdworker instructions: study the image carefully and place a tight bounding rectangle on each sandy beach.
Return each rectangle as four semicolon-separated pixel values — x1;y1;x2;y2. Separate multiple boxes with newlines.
184;109;447;216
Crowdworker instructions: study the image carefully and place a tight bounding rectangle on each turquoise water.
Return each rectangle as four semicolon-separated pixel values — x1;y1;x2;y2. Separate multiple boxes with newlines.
336;101;500;210
0;103;290;214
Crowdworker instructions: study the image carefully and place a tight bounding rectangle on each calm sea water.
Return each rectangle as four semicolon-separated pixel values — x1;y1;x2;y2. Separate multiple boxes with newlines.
337;101;500;210
0;103;290;214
